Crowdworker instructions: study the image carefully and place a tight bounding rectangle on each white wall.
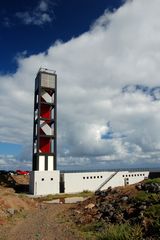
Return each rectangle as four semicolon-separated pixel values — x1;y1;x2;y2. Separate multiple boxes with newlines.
29;170;150;195
101;171;149;190
63;171;149;193
29;170;60;195
48;156;54;171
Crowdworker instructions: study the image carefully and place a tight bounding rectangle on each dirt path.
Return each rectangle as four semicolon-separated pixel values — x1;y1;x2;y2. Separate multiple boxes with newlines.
0;203;83;240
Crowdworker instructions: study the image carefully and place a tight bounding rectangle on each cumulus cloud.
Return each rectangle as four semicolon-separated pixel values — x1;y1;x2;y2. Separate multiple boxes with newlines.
1;0;160;169
15;0;55;26
0;154;31;170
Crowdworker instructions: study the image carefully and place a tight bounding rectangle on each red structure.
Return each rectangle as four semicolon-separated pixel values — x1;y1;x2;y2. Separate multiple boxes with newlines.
32;68;57;171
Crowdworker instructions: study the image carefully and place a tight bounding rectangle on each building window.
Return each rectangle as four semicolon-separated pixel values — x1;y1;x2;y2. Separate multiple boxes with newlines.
100;176;103;178
97;176;99;178
51;178;53;181
90;176;92;179
83;177;85;179
94;176;96;179
126;175;128;177
87;177;89;179
122;175;124;177
41;178;44;181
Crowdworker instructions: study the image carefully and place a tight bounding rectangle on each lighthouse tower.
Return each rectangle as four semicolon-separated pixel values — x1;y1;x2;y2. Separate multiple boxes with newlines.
29;68;60;195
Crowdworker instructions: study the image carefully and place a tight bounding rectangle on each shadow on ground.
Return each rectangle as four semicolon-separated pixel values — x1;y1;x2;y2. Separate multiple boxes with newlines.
0;173;29;193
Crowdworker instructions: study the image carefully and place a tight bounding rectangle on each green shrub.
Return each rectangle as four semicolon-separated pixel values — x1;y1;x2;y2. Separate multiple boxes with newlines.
97;223;143;240
134;191;149;201
134;192;159;202
144;178;160;184
144;204;160;219
81;223;143;240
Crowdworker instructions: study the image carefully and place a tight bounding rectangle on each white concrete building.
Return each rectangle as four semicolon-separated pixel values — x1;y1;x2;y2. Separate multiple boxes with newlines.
30;167;160;195
61;170;150;194
30;170;60;195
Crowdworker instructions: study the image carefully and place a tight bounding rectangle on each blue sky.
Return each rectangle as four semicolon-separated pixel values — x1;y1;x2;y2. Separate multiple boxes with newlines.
0;0;122;73
0;0;160;170
0;142;22;155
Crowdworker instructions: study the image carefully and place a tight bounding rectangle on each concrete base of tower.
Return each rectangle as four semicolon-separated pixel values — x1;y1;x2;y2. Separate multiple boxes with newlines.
29;170;60;195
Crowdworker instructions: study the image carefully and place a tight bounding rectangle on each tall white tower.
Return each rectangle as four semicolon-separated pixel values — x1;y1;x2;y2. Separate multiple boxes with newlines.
29;68;60;195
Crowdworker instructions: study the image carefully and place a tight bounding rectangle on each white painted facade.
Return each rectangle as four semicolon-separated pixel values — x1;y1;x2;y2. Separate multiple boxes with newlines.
39;156;45;171
63;170;149;193
37;156;54;171
29;170;60;195
48;156;54;171
29;169;154;195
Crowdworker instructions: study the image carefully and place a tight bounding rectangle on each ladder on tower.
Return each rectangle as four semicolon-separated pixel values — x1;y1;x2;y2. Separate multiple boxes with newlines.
95;171;118;192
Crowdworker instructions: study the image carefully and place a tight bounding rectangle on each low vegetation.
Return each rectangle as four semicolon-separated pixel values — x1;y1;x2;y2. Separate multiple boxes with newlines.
144;177;160;184
69;178;160;240
76;221;144;240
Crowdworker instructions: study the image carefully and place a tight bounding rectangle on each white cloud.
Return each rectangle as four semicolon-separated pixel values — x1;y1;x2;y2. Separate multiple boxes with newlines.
38;0;49;12
15;0;54;26
0;154;20;169
0;144;32;170
1;0;160;169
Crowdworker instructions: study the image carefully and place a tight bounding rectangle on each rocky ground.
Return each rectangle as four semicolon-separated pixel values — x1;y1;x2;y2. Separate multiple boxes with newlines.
70;179;160;239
